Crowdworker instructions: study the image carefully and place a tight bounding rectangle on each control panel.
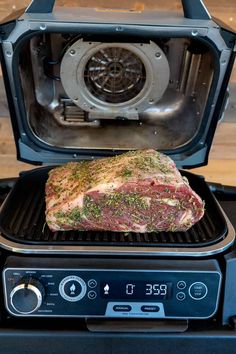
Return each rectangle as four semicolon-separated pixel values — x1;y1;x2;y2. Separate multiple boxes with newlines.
3;257;222;319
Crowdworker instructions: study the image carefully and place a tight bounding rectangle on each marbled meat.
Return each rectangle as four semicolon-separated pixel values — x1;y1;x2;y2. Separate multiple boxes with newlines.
45;149;205;232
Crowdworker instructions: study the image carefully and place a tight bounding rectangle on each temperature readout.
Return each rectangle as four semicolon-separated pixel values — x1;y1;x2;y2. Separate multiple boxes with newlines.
100;281;172;300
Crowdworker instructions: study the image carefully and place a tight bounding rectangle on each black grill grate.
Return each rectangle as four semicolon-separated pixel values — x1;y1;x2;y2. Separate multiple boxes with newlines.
0;167;228;248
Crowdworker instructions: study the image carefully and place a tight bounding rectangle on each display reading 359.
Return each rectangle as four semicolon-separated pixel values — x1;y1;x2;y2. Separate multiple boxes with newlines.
100;281;172;300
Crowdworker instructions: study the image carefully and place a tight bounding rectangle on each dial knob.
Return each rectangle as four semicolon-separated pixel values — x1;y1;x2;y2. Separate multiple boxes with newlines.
10;278;45;315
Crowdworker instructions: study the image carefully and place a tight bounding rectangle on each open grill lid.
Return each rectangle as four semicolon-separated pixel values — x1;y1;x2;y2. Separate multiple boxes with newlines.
0;0;235;168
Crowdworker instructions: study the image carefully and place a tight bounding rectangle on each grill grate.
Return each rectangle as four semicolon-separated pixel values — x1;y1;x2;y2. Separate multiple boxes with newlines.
0;167;228;248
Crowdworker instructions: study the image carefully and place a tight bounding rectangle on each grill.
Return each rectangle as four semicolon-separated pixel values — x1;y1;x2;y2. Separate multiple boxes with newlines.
0;0;236;333
0;0;235;258
0;167;229;249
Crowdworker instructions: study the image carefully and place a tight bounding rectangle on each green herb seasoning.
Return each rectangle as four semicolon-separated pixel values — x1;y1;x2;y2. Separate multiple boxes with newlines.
54;185;64;198
106;193;148;210
54;210;68;227
54;211;66;219
83;196;102;219
122;168;132;178
68;208;81;222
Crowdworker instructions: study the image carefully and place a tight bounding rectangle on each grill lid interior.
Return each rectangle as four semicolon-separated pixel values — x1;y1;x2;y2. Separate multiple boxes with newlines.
1;6;235;167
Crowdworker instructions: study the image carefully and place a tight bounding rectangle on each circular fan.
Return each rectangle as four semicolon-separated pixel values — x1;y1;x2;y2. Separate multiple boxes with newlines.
60;40;170;115
83;47;146;104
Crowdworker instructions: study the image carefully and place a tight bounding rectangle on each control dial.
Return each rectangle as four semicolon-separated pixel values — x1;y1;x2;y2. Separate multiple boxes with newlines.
10;278;45;315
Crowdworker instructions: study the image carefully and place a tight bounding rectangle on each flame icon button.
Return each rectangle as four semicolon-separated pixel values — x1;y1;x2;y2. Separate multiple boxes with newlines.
104;284;110;295
59;276;87;302
70;284;76;295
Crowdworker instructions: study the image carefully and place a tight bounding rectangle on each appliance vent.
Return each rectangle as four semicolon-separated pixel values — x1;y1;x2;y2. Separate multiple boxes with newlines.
84;47;146;104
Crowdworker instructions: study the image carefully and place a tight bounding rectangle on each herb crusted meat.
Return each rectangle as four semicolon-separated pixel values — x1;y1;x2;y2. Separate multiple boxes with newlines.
45;149;205;232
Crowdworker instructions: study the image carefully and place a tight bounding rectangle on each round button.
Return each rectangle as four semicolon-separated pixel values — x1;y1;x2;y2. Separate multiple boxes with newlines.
177;281;186;290
176;292;186;301
59;276;87;302
88;291;97;300
189;282;208;300
88;279;97;289
64;280;82;298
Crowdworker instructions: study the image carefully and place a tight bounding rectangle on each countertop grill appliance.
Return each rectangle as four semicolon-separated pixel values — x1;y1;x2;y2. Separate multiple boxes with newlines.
0;1;236;352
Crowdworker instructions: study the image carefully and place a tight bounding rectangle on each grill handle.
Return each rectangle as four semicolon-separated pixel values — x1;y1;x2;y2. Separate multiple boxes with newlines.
182;0;211;20
26;0;54;14
25;0;211;20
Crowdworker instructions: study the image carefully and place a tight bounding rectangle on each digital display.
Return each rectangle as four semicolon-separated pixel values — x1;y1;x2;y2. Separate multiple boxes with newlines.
100;281;172;300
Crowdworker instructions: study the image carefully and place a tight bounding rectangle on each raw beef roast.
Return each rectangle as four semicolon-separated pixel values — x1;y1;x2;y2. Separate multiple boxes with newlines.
45;149;205;232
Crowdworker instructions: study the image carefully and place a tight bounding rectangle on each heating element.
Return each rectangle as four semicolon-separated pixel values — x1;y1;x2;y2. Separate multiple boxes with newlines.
0;167;234;256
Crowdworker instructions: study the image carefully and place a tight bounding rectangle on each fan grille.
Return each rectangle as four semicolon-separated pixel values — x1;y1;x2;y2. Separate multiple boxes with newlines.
84;47;146;104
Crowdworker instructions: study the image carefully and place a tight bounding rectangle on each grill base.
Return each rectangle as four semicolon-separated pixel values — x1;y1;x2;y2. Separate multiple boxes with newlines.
0;167;234;256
